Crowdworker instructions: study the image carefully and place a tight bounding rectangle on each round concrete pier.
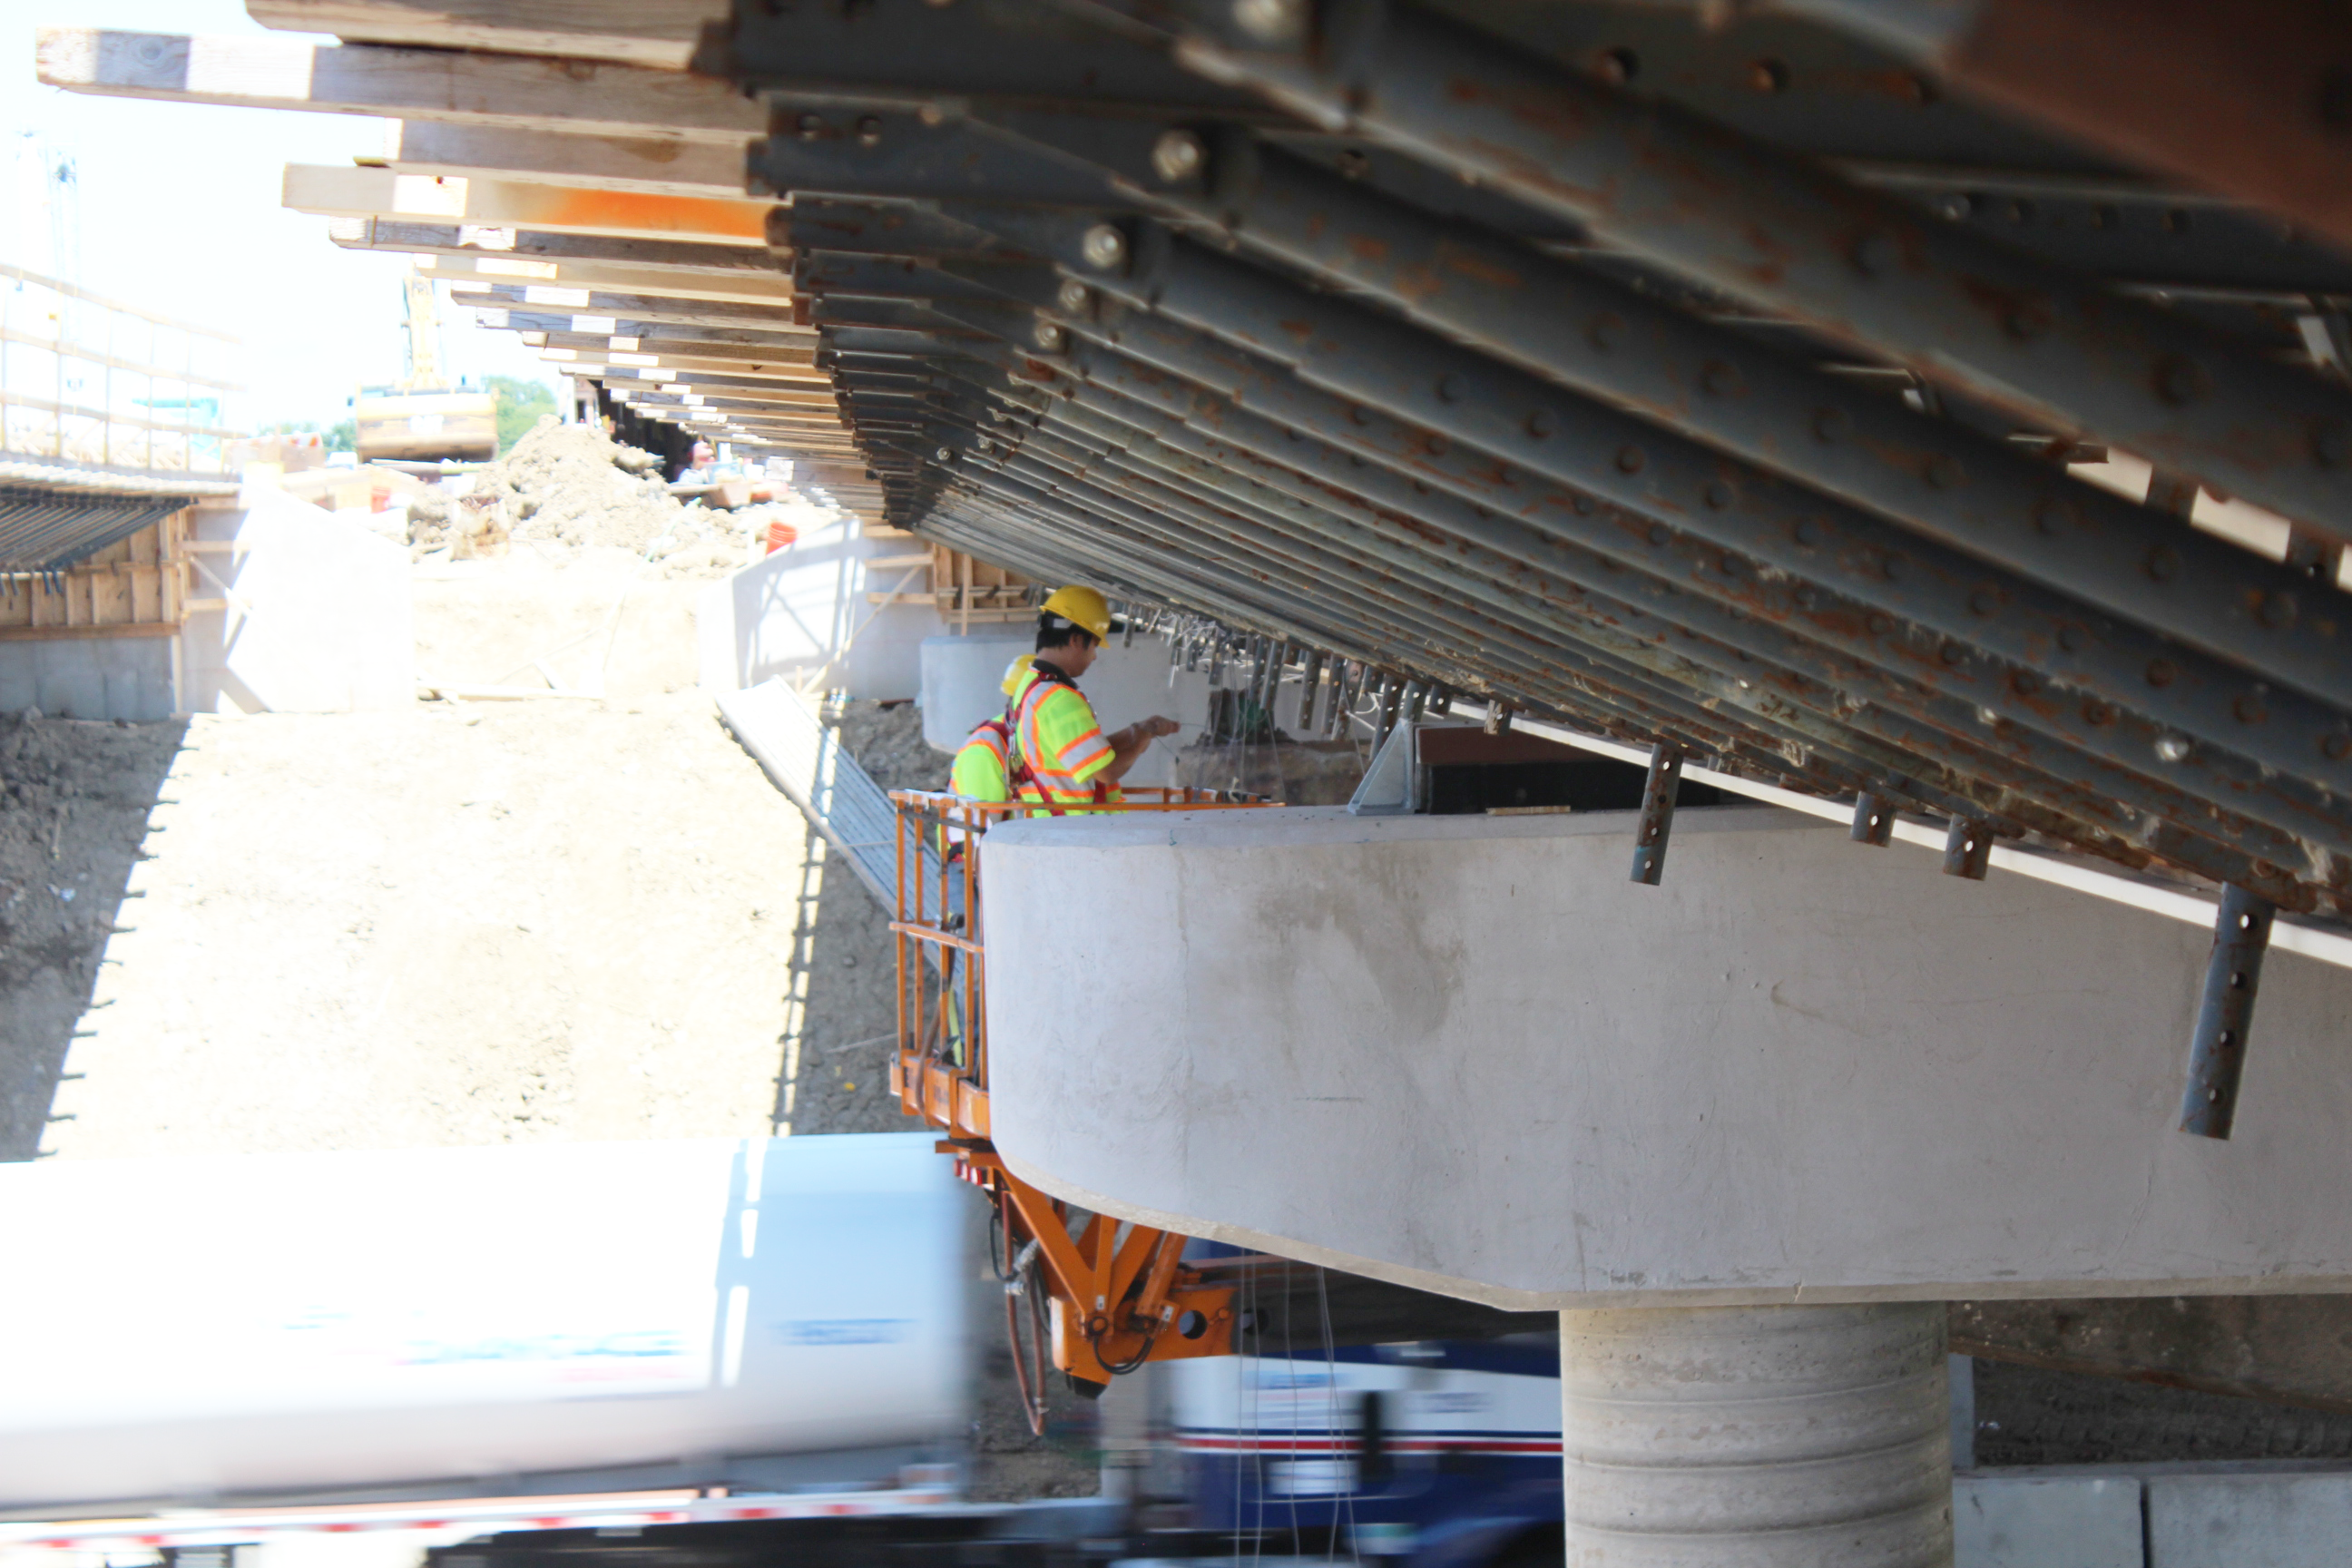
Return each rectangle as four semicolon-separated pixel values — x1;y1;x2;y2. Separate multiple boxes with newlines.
1561;1302;1951;1567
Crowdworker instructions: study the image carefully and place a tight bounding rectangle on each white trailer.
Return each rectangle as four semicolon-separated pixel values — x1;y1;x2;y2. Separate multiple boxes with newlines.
0;1134;966;1513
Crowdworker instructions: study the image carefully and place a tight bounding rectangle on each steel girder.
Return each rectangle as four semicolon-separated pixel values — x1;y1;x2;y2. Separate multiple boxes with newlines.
776;130;2352;849
711;0;2352;918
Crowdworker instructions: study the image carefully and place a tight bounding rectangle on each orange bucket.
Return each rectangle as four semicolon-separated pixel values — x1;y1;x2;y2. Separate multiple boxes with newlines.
765;519;799;554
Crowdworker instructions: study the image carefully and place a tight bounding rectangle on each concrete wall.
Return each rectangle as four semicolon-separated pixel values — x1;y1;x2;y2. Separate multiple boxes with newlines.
1;487;410;720
181;487;413;714
698;516;938;701
916;632;1214;790
0;633;176;721
1946;1468;2352;1566
979;805;2352;1306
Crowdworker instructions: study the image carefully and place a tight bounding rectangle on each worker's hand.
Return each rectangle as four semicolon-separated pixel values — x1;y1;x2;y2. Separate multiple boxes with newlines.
1143;715;1181;739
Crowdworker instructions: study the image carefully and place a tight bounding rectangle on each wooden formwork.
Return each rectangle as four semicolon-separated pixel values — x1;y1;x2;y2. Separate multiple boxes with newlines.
0;508;193;642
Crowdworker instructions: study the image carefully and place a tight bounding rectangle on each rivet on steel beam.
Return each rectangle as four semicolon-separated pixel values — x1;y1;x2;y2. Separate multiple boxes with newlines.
1942;816;1992;879
1152;130;1208;185
1081;224;1130;273
1850;792;1894;847
855;115;883;146
1032;319;1066;352
1630;742;1684;886
1055;279;1093;316
933;446;954;464
1484;703;1514;738
2179;885;2275;1140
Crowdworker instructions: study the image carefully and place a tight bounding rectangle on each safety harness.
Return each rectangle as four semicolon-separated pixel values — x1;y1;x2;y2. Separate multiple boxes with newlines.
1004;662;1106;816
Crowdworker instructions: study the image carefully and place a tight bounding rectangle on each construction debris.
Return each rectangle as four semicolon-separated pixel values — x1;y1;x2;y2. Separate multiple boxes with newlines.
402;418;828;579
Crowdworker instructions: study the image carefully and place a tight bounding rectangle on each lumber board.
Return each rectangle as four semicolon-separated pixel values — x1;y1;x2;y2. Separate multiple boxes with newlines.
244;0;726;71
0;620;182;644
38;29;761;141
447;285;812;333
491;312;806;346
387;121;751;201
534;331;816;364
328;219;774;276
421;253;789;305
284;163;769;244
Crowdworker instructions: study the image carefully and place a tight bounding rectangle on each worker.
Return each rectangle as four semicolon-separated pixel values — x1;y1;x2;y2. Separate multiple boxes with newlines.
943;654;1031;848
1007;586;1179;814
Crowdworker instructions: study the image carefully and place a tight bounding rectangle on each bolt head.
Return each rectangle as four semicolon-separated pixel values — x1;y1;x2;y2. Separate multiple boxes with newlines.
1056;279;1092;314
1152;129;1207;184
934;446;953;464
1081;223;1128;271
1033;319;1065;351
2155;732;2192;763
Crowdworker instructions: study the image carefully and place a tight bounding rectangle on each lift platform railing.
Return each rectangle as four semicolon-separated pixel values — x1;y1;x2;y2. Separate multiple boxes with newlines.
887;786;1271;1423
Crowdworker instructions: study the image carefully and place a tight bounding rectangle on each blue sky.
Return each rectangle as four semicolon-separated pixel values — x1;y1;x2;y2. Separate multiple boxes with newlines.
2;0;559;431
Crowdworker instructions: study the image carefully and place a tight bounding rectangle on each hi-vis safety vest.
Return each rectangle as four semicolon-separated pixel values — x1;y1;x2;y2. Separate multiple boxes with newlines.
950;715;1011;803
1006;663;1118;814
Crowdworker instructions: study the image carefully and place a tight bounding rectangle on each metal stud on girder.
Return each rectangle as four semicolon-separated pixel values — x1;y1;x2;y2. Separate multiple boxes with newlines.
1943;816;1993;879
1630;742;1684;886
2179;885;2277;1141
1850;792;1896;847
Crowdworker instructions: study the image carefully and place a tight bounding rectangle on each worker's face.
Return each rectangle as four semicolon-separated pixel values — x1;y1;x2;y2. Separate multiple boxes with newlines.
1054;633;1100;676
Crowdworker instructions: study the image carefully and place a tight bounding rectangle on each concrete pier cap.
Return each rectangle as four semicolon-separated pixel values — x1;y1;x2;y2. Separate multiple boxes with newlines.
983;802;2352;1563
981;803;2352;1308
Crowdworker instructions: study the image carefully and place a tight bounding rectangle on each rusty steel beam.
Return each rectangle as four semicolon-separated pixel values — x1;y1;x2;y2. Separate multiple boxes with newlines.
912;237;2352;888
1144;0;2352;545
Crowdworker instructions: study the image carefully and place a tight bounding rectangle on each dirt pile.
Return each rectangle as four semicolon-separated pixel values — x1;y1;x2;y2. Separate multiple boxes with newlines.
405;419;829;581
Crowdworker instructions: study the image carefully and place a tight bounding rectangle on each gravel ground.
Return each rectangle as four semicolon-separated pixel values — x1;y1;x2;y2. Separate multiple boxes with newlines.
36;691;807;1158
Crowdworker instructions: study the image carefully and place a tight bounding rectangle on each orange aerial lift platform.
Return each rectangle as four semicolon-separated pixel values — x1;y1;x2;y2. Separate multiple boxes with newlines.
887;787;1274;1430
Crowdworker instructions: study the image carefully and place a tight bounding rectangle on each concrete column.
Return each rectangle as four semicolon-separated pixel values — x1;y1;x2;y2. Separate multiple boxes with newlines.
1561;1302;1952;1567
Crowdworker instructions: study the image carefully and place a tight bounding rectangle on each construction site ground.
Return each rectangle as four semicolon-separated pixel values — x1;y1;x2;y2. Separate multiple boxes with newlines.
0;532;1091;1498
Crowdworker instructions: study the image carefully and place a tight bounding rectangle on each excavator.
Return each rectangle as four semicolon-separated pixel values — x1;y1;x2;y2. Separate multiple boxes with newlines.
352;270;497;464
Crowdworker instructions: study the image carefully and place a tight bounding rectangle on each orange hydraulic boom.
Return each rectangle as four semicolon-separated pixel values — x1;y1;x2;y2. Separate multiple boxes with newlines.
886;787;1274;1427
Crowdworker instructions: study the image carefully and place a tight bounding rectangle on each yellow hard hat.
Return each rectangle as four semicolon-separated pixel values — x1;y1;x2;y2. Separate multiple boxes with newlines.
1040;583;1118;642
1000;653;1034;696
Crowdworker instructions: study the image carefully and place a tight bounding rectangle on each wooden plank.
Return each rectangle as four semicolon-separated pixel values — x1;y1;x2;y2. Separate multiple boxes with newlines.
0;620;180;643
244;0;725;71
420;252;788;304
39;29;761;141
534;331;812;364
447;285;810;333
387;121;750;201
328;218;772;276
284;163;769;244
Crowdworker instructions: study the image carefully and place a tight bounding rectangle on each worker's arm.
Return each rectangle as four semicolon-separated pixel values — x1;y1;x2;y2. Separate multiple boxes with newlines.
1098;716;1181;782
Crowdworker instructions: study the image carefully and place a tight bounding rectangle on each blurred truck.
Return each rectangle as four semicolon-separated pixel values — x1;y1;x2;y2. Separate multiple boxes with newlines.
0;1133;967;1512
